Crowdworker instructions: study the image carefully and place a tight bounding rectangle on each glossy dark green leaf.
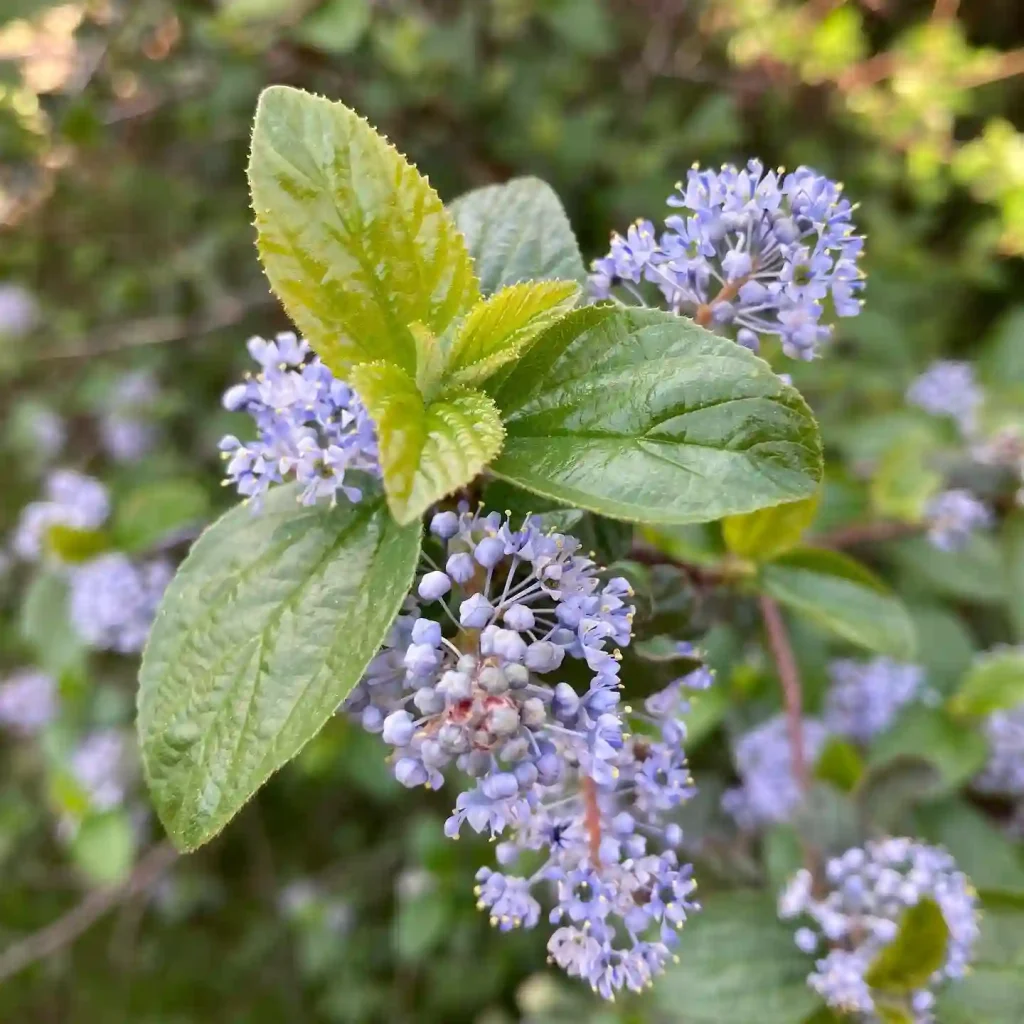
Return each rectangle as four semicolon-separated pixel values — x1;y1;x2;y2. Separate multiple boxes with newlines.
350;361;505;525
248;85;479;376
760;548;916;658
865;898;949;992
655;891;820;1023
448;176;587;296
491;306;823;525
950;648;1024;718
138;487;421;851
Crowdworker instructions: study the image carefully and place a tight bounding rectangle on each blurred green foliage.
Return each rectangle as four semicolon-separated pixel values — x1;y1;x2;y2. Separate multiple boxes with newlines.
1;1;1024;1022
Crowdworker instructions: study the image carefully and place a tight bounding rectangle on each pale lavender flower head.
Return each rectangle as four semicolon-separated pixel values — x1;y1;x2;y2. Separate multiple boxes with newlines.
70;730;129;811
589;160;864;359
907;361;982;437
0;670;57;735
11;470;110;562
0;283;39;338
219;332;379;508
722;714;829;830
924;489;992;552
824;657;927;743
69;553;172;653
779;839;979;1020
100;370;160;463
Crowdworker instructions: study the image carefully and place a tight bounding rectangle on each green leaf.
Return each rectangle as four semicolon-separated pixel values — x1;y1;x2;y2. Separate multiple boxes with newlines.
868;705;988;793
292;0;370;54
936;901;1024;1023
792;783;862;855
443;280;579;390
138;487;421;851
814;736;865;792
45;525;111;563
112;478;210;553
448;176;586;296
907;604;976;696
875;1005;913;1024
655;891;821;1023
914;799;1024;897
950;648;1024;717
865;898;949;993
889;534;1007;604
491;307;823;525
856;755;942;833
350;362;505;525
19;571;85;677
723;493;820;561
870;438;942;521
70;810;136;886
248;85;479;377
760;548;916;658
1006;513;1024;642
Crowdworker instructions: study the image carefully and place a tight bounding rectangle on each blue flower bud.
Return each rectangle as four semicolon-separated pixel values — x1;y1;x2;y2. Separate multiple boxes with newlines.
394;757;428;788
474;536;505;568
503;604;535;631
459;593;493;628
414;687;445;715
430;510;460;539
446;552;475;583
418;570;452;601
525;640;564;673
382;710;415;746
411;618;442;647
404;643;441;678
482;772;519;800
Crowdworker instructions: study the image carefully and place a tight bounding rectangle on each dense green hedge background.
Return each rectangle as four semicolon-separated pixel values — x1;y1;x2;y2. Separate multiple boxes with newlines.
1;2;1023;1022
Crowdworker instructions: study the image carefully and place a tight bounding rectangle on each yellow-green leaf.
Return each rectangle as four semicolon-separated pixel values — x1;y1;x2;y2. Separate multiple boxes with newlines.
45;525;111;563
351;362;505;524
723;493;820;561
870;438;942;521
949;648;1024;718
248;85;479;377
865;898;950;993
443;280;580;390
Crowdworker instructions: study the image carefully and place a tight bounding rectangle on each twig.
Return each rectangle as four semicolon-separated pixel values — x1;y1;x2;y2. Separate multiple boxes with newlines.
0;842;178;985
30;289;276;363
759;595;808;793
813;520;922;548
959;47;1024;89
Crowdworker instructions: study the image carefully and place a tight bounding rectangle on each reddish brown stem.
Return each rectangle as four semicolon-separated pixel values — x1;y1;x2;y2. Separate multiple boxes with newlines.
582;776;603;868
813;520;922;549
759;595;808;794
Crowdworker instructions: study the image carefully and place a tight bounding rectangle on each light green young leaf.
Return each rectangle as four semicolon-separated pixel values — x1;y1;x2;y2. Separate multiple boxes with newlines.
870;438;942;521
865;898;949;992
350;361;505;525
814;736;865;792
759;548;916;658
949;648;1024;717
443;280;579;389
138;487;421;851
112;478;210;553
722;493;820;561
491;306;823;525
71;810;136;886
45;524;111;563
248;85;479;376
448;176;587;295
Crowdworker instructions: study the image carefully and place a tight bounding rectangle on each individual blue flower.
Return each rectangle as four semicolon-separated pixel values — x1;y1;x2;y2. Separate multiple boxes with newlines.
590;160;864;359
100;370;160;463
924;489;992;552
220;332;379;508
779;839;980;1019
11;469;110;562
68;553;172;653
907;361;983;437
824;657;927;743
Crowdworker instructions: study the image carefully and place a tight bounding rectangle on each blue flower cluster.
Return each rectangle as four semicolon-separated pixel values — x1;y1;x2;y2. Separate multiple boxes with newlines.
69;553;173;654
70;729;129;812
722;714;829;830
346;507;707;997
0;669;56;736
100;369;160;463
11;469;110;562
824;658;927;744
976;703;1024;798
906;361;982;438
589;160;864;359
924;489;992;552
779;839;979;1022
220;332;380;507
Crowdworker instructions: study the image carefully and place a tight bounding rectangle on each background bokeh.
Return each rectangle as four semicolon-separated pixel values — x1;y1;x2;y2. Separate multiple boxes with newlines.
1;2;1023;1022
